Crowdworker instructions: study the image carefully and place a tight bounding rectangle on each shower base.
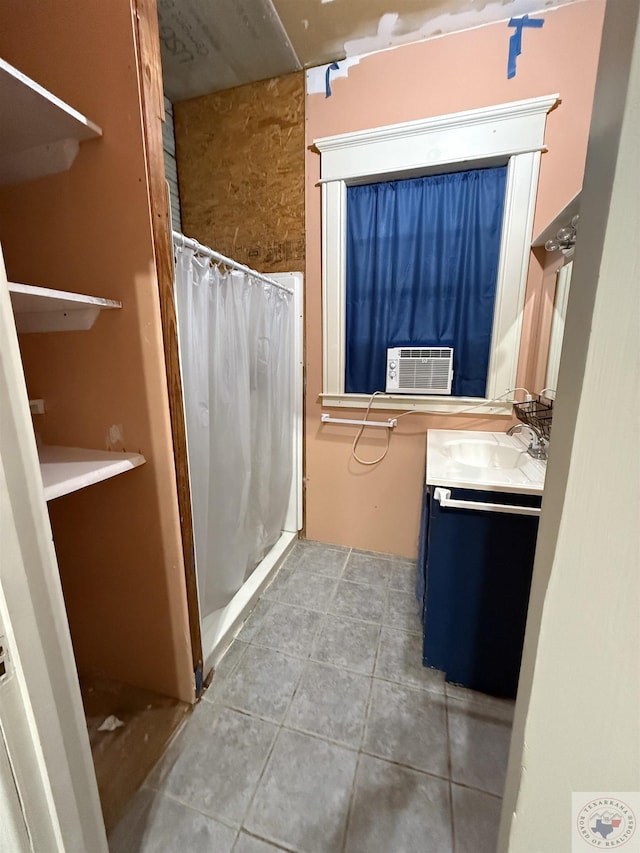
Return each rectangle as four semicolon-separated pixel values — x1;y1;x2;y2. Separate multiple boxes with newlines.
200;530;298;678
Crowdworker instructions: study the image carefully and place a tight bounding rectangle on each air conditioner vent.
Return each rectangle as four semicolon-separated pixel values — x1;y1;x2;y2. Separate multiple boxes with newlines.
398;348;452;360
386;346;454;394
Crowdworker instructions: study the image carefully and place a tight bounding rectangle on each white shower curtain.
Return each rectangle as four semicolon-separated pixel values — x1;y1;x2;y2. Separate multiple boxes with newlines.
174;246;294;617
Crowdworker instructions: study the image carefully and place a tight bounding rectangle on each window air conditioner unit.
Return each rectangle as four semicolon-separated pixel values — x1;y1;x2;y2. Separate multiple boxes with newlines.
385;347;454;394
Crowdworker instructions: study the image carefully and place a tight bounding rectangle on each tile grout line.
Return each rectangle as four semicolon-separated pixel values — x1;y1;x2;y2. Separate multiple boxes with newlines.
236;598;275;644
264;554;350;608
233;552;347;848
212;636;250;687
219;580;312;841
234;715;283;840
445;693;516;726
340;750;363;853
150;729;467;815
209;546;507;829
447;779;505;800
274;545;413;586
341;591;382;853
124;543;507;852
239;547;356;852
237;641;441;697
281;718;363;755
323;547;352;612
133;734;504;853
204;697;475;788
148;785;242;833
274;550;357;743
210;597;450;714
336;618;385;852
445;689;457;852
356;747;456;786
234;828;298;853
218;693;507;795
359;614;384;759
263;582;422;632
209;573;451;708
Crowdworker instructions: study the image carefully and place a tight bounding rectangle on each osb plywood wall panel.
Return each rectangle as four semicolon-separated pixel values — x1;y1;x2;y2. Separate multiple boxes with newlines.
174;72;304;273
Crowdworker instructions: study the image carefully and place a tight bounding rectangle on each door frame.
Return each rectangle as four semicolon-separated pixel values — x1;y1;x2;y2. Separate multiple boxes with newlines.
0;245;107;852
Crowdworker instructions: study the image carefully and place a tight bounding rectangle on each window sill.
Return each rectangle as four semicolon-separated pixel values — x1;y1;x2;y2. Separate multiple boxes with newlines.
320;393;513;416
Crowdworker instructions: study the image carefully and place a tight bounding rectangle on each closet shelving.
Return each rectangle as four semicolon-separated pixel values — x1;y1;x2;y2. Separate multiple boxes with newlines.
9;282;121;332
1;57;146;499
40;446;145;502
0;57;102;185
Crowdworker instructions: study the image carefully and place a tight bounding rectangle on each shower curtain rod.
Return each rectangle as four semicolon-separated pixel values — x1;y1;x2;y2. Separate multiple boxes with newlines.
172;230;294;295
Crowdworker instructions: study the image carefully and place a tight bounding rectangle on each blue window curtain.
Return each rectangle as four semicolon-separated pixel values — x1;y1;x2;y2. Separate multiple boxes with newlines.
345;166;507;397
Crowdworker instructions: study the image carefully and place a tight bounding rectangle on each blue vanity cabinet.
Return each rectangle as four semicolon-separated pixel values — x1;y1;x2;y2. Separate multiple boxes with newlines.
419;485;541;699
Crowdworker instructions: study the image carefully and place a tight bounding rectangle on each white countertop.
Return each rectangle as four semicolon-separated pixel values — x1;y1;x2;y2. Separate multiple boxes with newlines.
426;430;546;495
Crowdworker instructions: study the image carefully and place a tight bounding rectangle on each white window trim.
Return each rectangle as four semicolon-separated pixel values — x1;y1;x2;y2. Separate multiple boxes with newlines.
315;94;559;415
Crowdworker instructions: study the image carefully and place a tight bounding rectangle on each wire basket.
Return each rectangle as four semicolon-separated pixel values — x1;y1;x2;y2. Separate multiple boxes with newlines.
513;395;553;440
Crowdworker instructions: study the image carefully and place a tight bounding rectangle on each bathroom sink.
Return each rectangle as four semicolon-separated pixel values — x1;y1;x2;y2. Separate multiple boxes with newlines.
444;438;527;470
426;430;546;495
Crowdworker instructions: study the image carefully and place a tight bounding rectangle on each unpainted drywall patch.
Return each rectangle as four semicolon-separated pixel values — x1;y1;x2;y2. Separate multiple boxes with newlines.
303;0;582;90
306;57;363;95
342;1;571;58
107;424;125;452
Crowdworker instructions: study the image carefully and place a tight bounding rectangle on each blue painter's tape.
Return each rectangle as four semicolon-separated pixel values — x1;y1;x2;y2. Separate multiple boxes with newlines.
507;15;544;79
507;29;520;79
325;62;340;98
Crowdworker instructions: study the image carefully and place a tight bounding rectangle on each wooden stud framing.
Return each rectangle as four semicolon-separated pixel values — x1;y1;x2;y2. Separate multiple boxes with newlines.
131;0;203;693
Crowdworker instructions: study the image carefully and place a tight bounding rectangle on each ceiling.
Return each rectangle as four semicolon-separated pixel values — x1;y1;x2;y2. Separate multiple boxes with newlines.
157;0;578;103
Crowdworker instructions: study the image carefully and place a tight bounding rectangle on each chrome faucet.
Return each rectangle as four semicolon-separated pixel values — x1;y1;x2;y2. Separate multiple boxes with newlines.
507;423;548;460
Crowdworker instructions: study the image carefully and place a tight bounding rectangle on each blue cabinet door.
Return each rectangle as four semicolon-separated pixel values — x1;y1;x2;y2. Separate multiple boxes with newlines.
420;486;540;698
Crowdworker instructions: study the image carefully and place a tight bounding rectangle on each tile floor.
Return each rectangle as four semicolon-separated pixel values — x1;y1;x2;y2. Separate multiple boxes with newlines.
109;541;514;853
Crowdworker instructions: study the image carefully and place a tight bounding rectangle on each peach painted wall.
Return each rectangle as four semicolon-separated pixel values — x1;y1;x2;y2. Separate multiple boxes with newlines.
305;1;605;557
0;1;194;701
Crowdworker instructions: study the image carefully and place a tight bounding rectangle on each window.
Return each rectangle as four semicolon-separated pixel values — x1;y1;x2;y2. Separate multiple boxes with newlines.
345;167;508;398
315;94;558;414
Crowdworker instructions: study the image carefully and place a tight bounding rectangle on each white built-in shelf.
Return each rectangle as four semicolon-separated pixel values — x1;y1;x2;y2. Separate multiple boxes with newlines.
39;446;146;502
8;282;121;332
532;191;581;248
0;57;102;185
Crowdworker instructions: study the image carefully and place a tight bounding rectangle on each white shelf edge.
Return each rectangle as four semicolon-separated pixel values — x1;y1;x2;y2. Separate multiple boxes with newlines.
38;446;146;502
9;282;121;332
0;57;102;186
